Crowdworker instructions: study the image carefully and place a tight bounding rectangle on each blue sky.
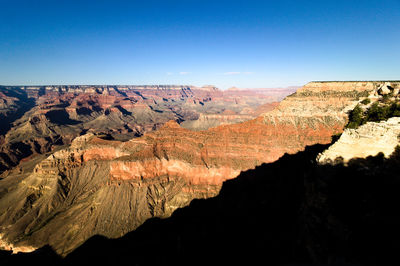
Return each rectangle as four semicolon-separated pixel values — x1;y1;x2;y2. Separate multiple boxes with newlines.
0;0;399;89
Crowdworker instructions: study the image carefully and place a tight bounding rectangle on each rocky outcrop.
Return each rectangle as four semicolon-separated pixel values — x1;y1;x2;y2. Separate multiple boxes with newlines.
61;141;400;266
317;117;400;164
4;140;400;265
1;81;399;256
0;132;228;255
0;85;285;174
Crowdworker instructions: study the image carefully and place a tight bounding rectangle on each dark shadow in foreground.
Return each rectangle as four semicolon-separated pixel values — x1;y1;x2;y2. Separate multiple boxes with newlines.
2;143;400;265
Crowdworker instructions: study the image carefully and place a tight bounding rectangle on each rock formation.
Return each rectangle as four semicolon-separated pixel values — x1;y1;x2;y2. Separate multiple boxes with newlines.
0;85;288;175
317;117;400;164
0;81;399;256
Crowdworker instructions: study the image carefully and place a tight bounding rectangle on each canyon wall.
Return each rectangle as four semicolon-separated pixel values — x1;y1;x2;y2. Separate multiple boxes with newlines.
0;81;398;255
0;85;289;175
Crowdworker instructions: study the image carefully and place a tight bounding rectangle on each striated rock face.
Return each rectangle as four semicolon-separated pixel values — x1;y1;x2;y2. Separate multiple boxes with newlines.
317;117;400;164
180;112;255;130
0;81;398;256
0;85;288;174
0;132;227;255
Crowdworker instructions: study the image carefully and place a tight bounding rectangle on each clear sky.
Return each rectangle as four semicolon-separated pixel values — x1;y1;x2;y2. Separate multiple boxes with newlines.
0;0;399;89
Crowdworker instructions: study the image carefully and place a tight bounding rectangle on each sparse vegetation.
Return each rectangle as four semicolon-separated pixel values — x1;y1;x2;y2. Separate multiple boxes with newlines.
346;100;400;129
382;93;392;103
347;105;364;129
296;90;371;98
360;98;371;105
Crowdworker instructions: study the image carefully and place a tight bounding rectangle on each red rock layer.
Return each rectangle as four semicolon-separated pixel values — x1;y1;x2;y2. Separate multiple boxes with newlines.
0;81;388;256
1;84;289;175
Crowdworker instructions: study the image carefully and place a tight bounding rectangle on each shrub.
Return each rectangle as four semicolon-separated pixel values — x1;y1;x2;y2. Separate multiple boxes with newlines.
365;102;389;122
382;93;392;103
389;103;400;117
360;98;371;105
347;100;400;129
347;105;364;129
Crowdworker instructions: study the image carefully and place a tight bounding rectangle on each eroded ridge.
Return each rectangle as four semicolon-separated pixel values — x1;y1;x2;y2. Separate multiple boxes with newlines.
1;81;398;255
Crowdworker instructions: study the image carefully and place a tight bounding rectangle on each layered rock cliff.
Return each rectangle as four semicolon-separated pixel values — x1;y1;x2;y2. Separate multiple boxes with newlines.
0;85;287;175
0;81;398;256
58;138;400;266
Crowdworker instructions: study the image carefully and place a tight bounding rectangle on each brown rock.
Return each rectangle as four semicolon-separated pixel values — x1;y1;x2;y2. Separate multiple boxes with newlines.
0;81;397;256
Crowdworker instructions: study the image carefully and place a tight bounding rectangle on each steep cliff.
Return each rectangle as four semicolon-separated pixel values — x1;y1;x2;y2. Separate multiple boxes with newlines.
0;133;225;255
0;85;284;174
0;81;398;256
4;142;400;265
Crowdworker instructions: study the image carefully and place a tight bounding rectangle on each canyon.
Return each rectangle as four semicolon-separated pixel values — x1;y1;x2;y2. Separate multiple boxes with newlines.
0;85;292;174
1;81;400;258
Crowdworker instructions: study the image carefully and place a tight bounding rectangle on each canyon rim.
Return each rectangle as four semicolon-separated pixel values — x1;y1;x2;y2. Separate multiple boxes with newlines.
1;81;399;257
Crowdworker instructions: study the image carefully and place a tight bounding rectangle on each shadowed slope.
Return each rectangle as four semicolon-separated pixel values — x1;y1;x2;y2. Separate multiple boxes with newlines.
3;142;400;265
63;144;400;265
1;81;394;256
0;87;35;135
